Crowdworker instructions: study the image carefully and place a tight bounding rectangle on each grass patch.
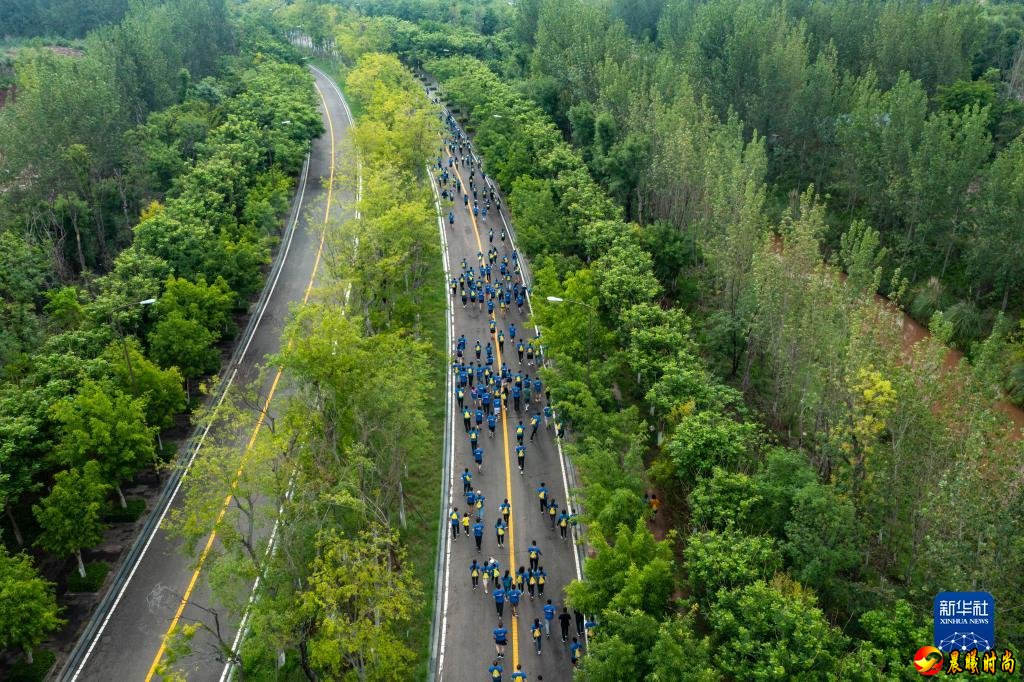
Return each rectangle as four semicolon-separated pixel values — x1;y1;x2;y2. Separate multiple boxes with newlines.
103;498;146;523
67;561;110;592
8;648;56;682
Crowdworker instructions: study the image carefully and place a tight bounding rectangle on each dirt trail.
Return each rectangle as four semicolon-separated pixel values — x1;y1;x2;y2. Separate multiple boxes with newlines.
892;298;1024;437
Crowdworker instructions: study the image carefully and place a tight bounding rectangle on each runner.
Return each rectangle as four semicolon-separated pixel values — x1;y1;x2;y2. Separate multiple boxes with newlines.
473;446;484;472
474;490;486;520
493;620;508;658
489;660;503;681
515;444;526;474
495;517;506;547
511;665;527;681
449;507;459;540
493;585;505;618
570;638;582;667
536;566;546;598
547;498;558;530
558;607;572;642
529;413;540;441
470;559;481;590
461;512;471;537
527;540;542;571
473;517;484;552
543;600;556;638
515;420;525;445
507;583;522;618
536;483;548;513
499;498;511;524
558;510;570;540
531;618;543;655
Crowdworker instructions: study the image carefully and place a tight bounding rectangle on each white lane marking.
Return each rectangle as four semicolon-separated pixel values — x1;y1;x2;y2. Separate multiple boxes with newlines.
70;152;313;681
427;164;455;680
220;65;358;682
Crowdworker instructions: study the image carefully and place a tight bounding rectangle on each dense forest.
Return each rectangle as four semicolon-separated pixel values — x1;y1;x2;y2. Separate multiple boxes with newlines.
4;0;1024;679
288;0;1024;679
0;0;326;673
1;0;131;39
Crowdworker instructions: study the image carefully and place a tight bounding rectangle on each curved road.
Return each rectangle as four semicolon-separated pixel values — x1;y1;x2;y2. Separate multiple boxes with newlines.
57;66;352;682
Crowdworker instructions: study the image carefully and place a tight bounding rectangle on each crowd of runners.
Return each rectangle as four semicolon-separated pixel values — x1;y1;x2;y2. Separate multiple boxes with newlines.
437;109;593;680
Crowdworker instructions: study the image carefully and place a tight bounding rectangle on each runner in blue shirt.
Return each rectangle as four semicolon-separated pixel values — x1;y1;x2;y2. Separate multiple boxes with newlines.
474;490;485;520
527;541;542;571
570;638;582;667
511;384;521;412
543;600;556;638
469;427;479;449
509;323;516;341
507;584;523;618
511;664;526;680
557;511;570;540
516;444;526;474
492;396;501;416
470;559;481;589
499;499;511;524
536;483;548;513
473;446;484;472
543;404;552;427
493;620;508;658
488;661;503;681
487;412;497;438
473;519;484;551
449;507;459;540
493;586;505;618
529;414;540;441
448;210;454;226
515;420;525;445
495;518;507;548
461;468;472;493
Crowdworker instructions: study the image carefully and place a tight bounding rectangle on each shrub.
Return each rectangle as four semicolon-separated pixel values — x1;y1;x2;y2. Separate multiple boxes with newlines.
67;561;110;592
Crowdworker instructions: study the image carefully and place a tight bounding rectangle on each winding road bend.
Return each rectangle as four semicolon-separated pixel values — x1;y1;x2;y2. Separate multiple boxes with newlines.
57;65;352;682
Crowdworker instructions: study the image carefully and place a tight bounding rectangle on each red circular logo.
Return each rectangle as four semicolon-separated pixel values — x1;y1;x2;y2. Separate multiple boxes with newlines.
914;646;944;676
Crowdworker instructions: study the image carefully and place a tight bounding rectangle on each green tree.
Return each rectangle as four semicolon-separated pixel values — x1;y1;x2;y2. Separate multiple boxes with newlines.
0;546;64;665
783;483;860;614
102;338;186;431
148;311;220;389
709;575;846;680
664;410;755;482
158;275;237;340
51;379;156;507
684;529;782;602
33;462;109;579
298;529;420;680
647;613;718;682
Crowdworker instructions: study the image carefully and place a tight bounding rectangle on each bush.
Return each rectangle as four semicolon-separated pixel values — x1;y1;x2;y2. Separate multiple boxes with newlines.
67;561;110;592
8;649;56;682
103;498;146;523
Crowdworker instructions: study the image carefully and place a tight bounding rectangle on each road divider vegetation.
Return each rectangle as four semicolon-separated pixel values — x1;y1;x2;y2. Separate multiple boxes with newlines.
161;43;448;680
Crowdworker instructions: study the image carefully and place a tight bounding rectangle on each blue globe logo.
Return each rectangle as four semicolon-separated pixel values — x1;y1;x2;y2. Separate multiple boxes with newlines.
938;632;991;652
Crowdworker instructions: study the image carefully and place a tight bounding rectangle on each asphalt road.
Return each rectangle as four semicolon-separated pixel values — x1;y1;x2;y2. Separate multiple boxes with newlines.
431;125;584;682
58;65;352;682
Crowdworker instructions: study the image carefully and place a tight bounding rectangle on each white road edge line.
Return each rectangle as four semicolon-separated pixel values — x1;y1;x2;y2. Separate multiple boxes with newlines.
426;160;455;682
69;148;313;682
220;64;358;682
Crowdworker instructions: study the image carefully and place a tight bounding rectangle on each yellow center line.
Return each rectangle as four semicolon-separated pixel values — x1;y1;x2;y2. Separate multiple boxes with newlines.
145;80;337;680
448;160;520;668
